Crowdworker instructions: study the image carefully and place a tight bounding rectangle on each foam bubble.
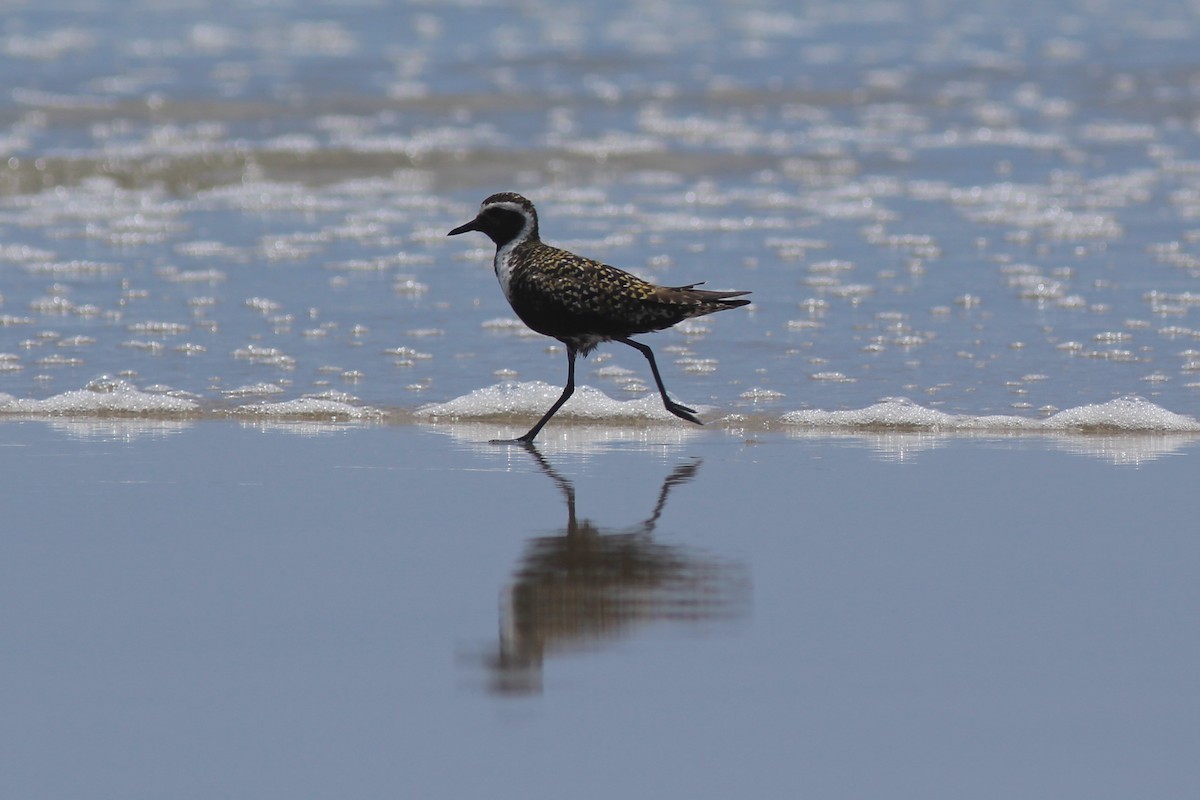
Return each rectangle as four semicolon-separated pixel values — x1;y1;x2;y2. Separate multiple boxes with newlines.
415;381;703;423
0;377;199;416
222;382;286;397
233;397;382;420
781;396;1200;433
1041;397;1200;432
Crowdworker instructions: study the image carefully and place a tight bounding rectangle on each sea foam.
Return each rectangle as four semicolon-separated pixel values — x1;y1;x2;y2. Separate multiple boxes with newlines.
415;380;702;422
0;378;199;416
232;397;382;420
781;396;1200;433
0;379;379;420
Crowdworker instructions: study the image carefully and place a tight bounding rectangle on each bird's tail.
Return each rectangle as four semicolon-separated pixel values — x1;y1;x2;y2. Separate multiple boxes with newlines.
664;282;752;311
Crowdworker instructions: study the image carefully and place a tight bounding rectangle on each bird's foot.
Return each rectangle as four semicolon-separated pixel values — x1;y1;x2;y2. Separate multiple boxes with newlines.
489;430;543;447
665;401;703;426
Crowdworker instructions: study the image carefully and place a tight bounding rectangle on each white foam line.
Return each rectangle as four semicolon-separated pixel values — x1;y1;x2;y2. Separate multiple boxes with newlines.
0;379;199;416
4;381;1196;435
782;397;1200;433
415;381;706;422
0;379;382;421
231;398;383;420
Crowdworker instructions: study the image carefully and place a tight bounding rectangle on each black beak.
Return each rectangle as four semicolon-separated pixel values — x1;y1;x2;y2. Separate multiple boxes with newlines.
447;217;480;237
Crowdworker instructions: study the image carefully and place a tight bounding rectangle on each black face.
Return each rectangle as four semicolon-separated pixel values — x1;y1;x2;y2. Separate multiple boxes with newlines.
448;204;533;248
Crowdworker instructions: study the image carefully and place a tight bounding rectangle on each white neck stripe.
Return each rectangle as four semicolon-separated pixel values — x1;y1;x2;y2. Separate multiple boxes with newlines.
488;203;533;302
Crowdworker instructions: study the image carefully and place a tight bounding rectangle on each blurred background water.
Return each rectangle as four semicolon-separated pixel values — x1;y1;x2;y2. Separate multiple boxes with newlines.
3;0;1200;423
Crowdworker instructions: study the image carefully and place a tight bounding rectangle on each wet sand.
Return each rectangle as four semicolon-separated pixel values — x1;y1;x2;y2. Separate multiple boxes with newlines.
3;420;1198;798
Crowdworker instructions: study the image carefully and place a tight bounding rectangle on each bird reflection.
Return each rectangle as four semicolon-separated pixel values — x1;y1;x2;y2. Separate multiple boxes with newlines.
489;445;748;695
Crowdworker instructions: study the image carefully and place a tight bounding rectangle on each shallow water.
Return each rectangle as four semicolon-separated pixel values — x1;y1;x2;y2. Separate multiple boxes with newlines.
4;1;1200;796
3;0;1200;425
4;423;1200;798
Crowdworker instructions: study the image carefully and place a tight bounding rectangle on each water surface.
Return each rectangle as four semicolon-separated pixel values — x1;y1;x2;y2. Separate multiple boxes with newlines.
3;0;1200;423
3;423;1200;797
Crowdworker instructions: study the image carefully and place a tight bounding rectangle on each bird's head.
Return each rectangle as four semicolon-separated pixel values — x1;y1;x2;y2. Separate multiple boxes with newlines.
447;192;540;248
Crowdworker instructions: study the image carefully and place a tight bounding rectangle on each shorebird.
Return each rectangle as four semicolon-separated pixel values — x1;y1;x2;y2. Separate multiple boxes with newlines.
448;192;750;443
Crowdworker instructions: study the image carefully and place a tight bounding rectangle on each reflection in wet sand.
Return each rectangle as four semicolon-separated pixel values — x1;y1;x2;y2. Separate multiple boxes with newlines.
44;418;194;441
782;428;1200;466
488;447;749;695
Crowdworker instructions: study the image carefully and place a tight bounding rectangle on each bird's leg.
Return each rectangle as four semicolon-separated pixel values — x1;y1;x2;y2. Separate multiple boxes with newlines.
494;345;577;444
616;337;702;425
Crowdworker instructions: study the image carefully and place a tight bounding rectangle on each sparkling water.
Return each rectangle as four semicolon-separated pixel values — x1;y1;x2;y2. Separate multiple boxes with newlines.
3;0;1200;434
